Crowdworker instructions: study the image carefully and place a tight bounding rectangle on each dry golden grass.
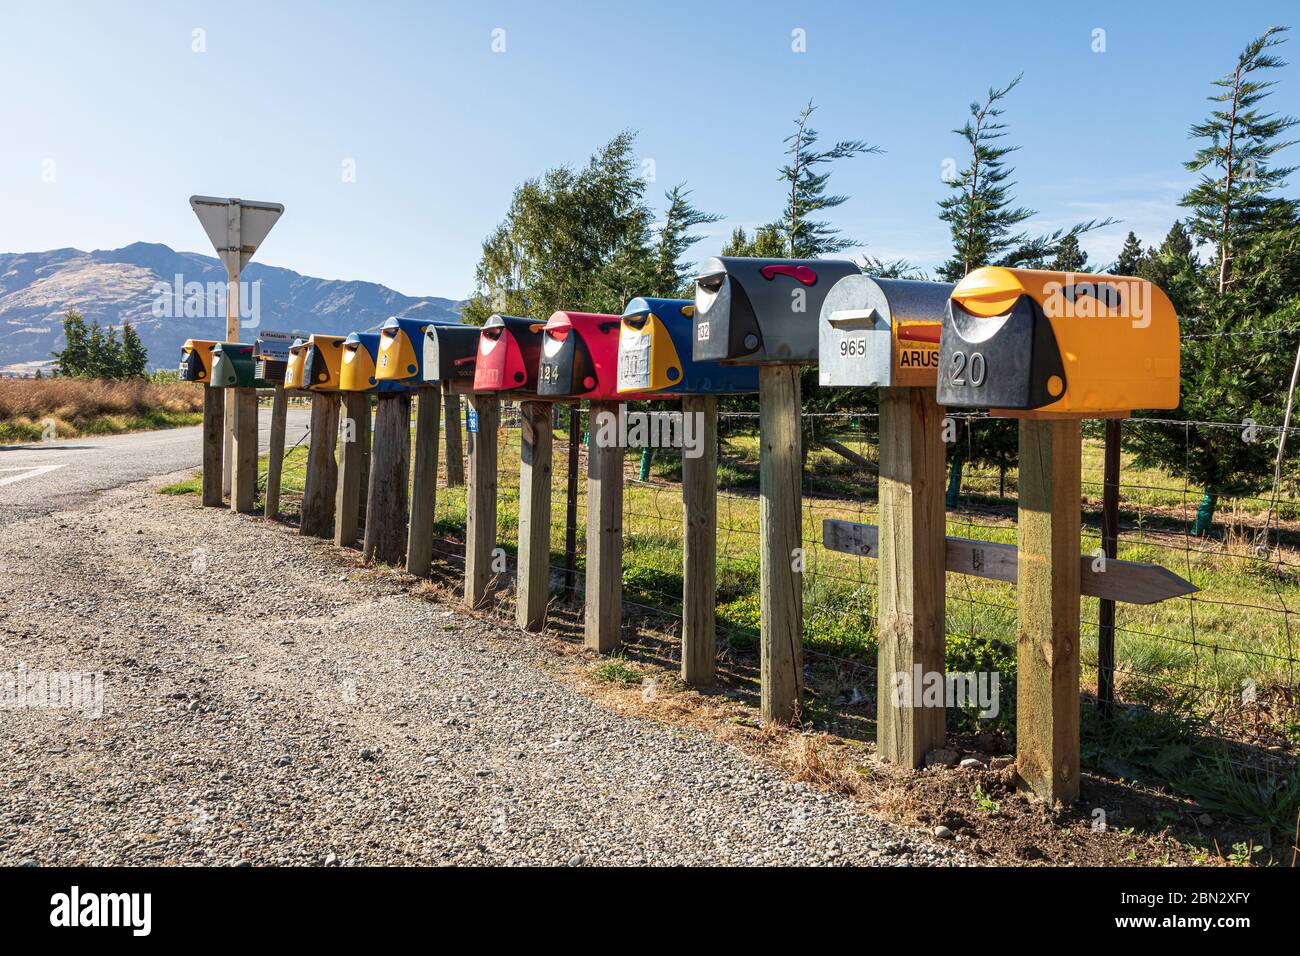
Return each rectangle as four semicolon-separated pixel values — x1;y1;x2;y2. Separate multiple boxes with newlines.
0;377;203;441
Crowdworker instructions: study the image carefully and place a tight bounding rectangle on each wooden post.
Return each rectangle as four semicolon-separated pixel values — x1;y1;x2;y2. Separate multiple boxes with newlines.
201;386;224;507
263;386;289;521
363;394;412;566
758;366;803;723
876;387;947;767
585;401;623;653
464;393;500;608
1017;417;1083;804
334;392;368;548
356;395;372;530
681;395;717;686
516;400;554;631
1097;419;1121;718
563;405;581;603
407;387;442;577
229;387;258;514
300;393;340;538
443;383;465;488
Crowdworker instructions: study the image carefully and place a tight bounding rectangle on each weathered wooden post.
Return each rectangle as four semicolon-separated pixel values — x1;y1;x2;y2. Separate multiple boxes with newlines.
936;265;1182;802
583;400;623;652
179;338;225;507
615;296;761;686
694;257;860;722
298;334;348;538
443;384;465;488
382;319;486;577
818;276;953;766
464;392;500;608
263;385;289;521
230;387;259;514
363;393;412;565
467;314;546;610
334;391;369;547
516;400;554;631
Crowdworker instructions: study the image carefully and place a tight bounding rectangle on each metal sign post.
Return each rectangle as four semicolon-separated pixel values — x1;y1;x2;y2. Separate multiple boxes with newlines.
190;196;284;498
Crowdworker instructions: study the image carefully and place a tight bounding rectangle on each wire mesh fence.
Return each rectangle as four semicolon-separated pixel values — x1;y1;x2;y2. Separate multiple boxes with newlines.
412;398;1300;762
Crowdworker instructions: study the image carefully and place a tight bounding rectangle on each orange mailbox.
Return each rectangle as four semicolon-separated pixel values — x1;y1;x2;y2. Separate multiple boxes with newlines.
936;267;1180;415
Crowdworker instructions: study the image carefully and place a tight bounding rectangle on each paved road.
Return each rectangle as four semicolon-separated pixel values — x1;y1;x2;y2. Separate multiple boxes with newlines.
0;408;311;520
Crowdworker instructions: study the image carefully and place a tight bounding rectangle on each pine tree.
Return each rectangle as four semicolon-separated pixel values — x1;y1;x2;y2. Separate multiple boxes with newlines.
1050;234;1090;272
1114;231;1144;275
53;308;92;377
937;75;1111;281
1181;26;1298;294
119;320;149;378
778;100;880;258
720;225;785;258
652;184;721;297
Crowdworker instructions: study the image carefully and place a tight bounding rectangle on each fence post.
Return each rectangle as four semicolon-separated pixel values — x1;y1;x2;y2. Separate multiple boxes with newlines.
758;366;803;723
876;387;947;766
464;393;500;608
406;386;442;577
201;385;225;507
564;405;581;603
443;384;465;488
1017;417;1083;803
681;395;717;687
264;385;289;521
584;400;623;653
517;400;554;631
363;393;412;566
1097;419;1121;718
334;392;368;548
230;387;258;514
300;393;340;538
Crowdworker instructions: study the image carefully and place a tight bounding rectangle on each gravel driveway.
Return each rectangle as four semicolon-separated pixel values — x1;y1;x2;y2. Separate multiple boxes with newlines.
0;470;962;866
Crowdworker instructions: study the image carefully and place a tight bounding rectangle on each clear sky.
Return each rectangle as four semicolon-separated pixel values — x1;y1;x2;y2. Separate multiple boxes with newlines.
2;1;1297;298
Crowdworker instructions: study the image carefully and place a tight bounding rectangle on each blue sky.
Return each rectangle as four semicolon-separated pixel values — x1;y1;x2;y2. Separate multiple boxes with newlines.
1;0;1297;298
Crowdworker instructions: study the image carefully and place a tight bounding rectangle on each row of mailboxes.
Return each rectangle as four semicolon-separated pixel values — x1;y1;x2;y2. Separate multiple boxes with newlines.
179;262;1179;413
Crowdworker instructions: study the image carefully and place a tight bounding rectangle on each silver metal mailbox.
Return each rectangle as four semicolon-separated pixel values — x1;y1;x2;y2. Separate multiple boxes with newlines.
817;277;954;387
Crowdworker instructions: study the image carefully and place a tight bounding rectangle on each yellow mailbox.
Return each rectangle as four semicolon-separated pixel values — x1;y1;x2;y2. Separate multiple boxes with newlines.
302;334;348;391
283;338;309;389
936;267;1180;415
179;339;219;383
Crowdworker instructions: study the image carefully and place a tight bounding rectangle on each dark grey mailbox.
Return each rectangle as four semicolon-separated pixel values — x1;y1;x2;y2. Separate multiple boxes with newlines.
817;277;953;388
692;256;860;365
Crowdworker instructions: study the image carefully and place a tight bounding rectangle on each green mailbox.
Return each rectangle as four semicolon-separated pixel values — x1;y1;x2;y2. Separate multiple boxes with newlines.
210;342;274;389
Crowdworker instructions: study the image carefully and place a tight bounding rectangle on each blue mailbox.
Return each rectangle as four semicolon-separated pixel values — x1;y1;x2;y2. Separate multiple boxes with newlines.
340;332;412;394
617;297;759;395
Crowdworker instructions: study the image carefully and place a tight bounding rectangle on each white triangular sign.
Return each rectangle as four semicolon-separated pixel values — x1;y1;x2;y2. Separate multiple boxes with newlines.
190;195;284;275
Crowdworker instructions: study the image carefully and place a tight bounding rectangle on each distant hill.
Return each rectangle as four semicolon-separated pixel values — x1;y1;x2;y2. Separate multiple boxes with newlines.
0;242;463;374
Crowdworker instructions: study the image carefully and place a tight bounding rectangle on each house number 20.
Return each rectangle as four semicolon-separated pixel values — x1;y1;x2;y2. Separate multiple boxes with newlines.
949;350;987;387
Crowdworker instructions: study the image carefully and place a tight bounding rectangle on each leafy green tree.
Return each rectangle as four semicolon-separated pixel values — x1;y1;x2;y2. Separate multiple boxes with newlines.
1114;231;1144;275
720;225;786;258
777;100;880;257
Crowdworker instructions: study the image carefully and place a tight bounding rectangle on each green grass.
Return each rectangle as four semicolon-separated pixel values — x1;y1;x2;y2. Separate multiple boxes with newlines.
590;659;645;685
4;409;202;443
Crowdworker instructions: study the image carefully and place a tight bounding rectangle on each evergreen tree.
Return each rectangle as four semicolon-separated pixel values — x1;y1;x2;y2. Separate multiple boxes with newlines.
651;184;721;298
778;100;879;258
119;320;149;378
1181;26;1298;293
1114;231;1144;275
937;75;1111;281
720;224;786;258
52;308;92;377
1050;233;1090;272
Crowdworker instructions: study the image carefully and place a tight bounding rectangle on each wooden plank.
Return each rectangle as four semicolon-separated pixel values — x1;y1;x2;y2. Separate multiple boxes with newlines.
585;400;624;652
363;394;412;566
563;405;581;603
299;393;339;538
1017;418;1082;804
263;386;289;520
442;384;465;488
406;386;442;577
334;392;368;547
876;386;946;768
758;366;804;723
464;393;500;608
516;400;554;631
229;387;258;514
822;520;1195;605
356;395;372;530
201;385;224;507
681;395;717;687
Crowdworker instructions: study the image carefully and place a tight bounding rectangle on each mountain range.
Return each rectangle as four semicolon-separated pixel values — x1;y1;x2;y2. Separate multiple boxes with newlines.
0;242;462;374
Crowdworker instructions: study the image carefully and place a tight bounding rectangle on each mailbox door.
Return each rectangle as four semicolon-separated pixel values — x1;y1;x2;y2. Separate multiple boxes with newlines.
303;336;347;391
284;342;308;389
818;277;951;388
694;256;860;365
936;294;1067;410
376;318;425;383
211;344;258;388
473;315;543;392
616;314;675;394
422;325;481;383
179;340;217;383
340;333;381;392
